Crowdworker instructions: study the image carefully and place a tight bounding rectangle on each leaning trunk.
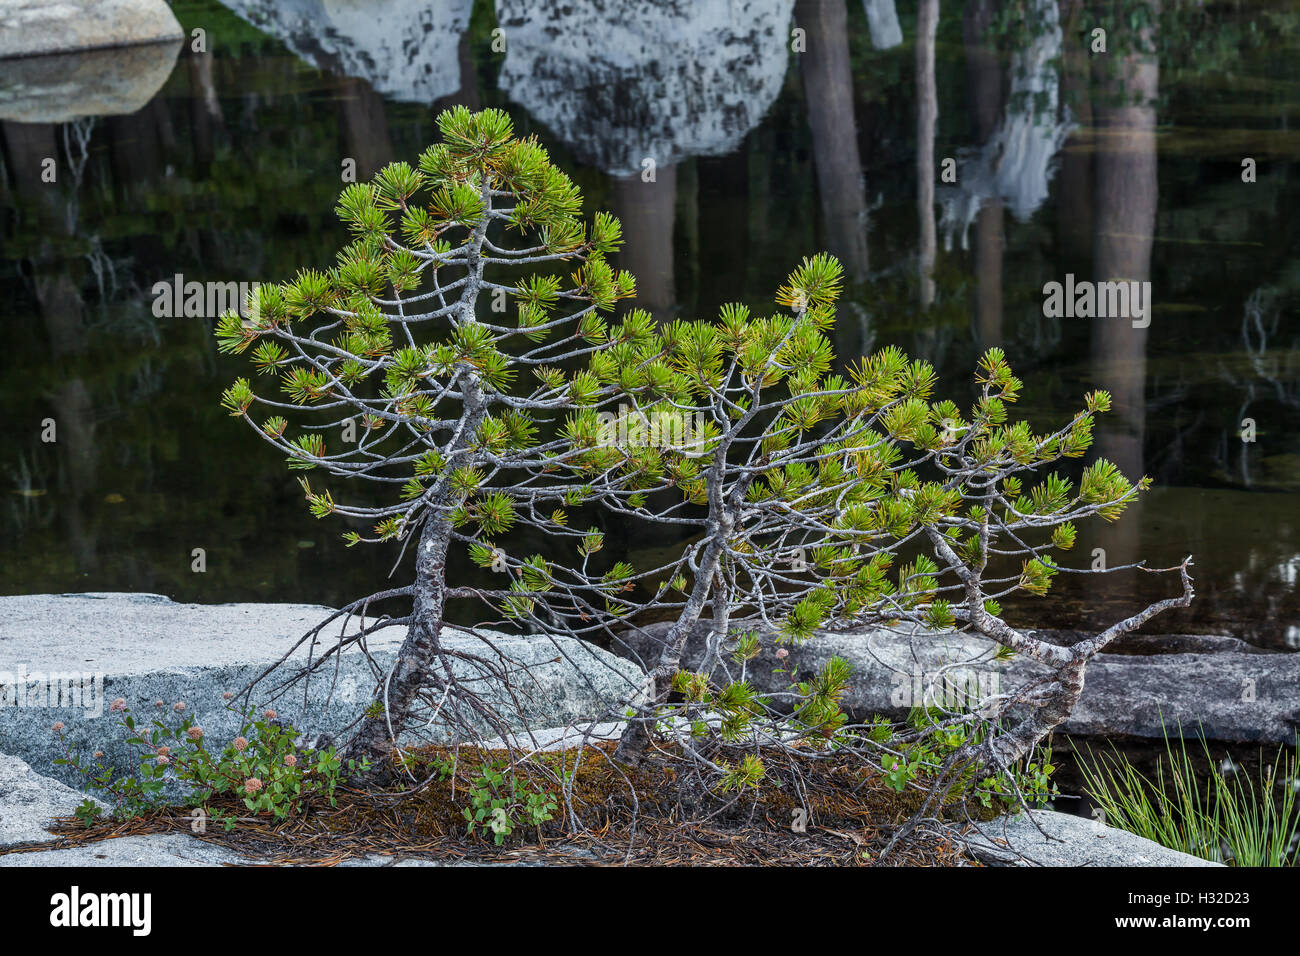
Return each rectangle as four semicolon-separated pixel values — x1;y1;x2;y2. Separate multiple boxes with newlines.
343;513;453;774
615;535;727;764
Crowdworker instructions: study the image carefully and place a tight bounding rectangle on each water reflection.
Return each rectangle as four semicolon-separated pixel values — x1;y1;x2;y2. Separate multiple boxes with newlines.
0;41;181;125
916;0;939;306
939;0;1073;248
1;0;1298;650
497;0;794;176
1087;4;1159;599
863;0;903;49
961;0;1005;346
496;0;801;318
796;0;871;283
2;121;100;571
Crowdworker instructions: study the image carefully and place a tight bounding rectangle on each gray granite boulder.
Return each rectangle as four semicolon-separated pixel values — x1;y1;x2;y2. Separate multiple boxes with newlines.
963;809;1222;867
615;620;1300;743
0;831;253;867
0;593;645;788
0;752;104;847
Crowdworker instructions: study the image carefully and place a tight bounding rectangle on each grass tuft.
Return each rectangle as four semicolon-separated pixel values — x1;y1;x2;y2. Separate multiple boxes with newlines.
1080;725;1300;866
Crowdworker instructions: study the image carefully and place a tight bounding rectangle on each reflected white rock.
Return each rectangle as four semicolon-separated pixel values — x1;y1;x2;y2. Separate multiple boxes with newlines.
863;0;903;50
0;40;181;123
938;0;1074;250
496;0;795;176
216;0;472;103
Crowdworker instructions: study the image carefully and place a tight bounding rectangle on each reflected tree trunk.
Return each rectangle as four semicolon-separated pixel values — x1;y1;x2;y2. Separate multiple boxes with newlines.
678;158;700;318
1089;0;1159;602
1;121;99;570
916;0;939;307
746;139;771;295
796;0;870;282
1091;9;1158;479
431;31;482;114
610;165;677;323
1057;0;1094;263
187;47;225;174
964;0;1003;345
337;76;394;182
107;100;172;193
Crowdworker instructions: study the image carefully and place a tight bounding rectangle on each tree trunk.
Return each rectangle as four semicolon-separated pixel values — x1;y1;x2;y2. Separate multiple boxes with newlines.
343;178;494;774
343;513;453;774
344;370;489;772
615;533;727;764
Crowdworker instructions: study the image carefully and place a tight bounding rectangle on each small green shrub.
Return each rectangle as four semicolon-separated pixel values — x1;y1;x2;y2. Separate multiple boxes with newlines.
460;759;558;845
55;697;369;828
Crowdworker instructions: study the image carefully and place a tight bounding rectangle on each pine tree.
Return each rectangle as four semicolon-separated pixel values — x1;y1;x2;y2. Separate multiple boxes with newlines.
217;107;645;771
590;263;1193;793
217;107;1192;809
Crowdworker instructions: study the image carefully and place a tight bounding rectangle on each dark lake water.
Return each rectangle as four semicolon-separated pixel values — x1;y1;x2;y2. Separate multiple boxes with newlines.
3;0;1300;653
